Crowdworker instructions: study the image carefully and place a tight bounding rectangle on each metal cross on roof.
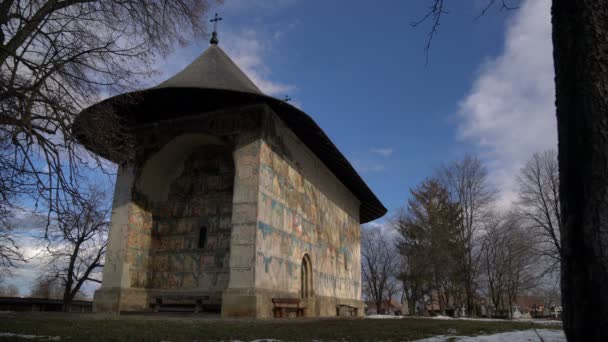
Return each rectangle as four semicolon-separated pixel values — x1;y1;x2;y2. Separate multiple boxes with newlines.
210;13;223;45
283;95;292;102
210;13;223;31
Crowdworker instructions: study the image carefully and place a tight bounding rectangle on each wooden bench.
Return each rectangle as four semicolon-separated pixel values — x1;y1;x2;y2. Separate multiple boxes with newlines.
272;298;305;318
150;295;216;313
336;304;358;317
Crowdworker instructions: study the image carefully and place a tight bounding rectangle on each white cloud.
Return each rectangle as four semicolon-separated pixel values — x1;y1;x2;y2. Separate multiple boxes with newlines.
3;211;101;298
159;25;296;98
353;160;386;174
370;147;394;157
222;29;296;96
352;147;395;174
363;220;399;241
272;19;301;41
457;0;555;209
4;232;47;296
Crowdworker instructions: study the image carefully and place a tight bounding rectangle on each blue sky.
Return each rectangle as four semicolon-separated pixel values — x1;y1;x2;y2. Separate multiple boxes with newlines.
5;0;557;295
183;0;555;218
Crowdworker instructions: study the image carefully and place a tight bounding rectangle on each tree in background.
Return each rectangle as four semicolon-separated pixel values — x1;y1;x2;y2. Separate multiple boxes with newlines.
42;186;109;311
395;179;463;316
439;155;495;316
532;281;561;317
517;150;561;272
0;200;23;275
361;227;400;315
30;277;64;299
397;251;428;316
0;136;26;275
0;0;219;274
481;214;507;317
482;212;537;318
500;215;537;318
415;1;608;338
0;282;19;297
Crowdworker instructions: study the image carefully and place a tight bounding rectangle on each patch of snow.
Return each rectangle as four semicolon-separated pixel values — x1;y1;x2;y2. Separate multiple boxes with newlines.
422;315;561;325
457;317;562;325
0;332;61;341
365;314;405;319
413;329;565;342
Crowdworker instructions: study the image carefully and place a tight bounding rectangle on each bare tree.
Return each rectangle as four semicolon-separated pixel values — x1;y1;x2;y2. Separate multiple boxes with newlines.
30;277;63;299
414;1;608;338
532;280;561;317
0;1;218;257
0;136;26;274
501;214;537;318
482;212;537;318
481;214;507;317
517;150;561;270
0;283;20;297
361;226;400;315
439;155;495;316
42;185;109;311
0;204;24;275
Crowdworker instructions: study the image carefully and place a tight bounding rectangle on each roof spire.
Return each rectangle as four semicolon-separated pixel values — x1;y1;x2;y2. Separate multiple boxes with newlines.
210;13;223;45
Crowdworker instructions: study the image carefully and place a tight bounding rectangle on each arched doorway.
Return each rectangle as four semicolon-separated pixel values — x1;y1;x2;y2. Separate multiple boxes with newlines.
301;254;313;299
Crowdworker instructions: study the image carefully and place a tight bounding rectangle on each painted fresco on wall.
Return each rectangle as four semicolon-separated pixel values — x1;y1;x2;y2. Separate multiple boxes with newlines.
126;146;234;292
256;141;361;300
125;203;153;288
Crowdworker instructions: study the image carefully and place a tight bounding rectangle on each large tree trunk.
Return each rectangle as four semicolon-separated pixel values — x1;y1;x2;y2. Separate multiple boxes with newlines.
409;298;416;316
62;292;73;313
552;1;608;340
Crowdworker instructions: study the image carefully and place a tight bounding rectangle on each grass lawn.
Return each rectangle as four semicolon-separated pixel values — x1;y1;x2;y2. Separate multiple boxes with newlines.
0;312;562;341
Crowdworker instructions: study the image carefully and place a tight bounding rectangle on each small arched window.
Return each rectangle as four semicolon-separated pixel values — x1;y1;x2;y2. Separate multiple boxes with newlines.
301;254;313;299
199;226;207;249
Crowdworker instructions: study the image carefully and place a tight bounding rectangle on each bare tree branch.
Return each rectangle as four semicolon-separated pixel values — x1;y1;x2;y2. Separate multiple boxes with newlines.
516;150;562;268
414;1;519;62
0;0;219;273
40;184;109;310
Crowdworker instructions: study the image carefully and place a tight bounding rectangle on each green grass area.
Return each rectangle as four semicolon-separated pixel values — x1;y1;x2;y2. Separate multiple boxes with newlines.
0;312;562;341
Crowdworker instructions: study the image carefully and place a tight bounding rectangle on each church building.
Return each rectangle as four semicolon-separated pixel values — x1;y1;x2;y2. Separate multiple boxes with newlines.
74;26;386;318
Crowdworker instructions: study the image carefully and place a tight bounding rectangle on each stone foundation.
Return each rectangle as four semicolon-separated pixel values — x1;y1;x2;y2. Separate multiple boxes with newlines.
93;287;149;313
221;288;364;318
315;295;364;317
220;288;259;318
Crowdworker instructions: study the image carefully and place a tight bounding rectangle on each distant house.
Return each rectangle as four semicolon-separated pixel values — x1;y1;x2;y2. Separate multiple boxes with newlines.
516;295;542;314
365;299;403;316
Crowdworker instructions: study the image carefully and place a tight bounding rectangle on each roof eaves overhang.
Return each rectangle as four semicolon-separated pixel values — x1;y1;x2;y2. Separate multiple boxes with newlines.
73;87;387;223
